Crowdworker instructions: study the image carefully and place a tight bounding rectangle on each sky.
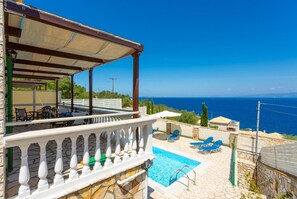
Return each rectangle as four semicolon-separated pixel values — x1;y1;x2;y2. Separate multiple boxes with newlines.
25;0;297;97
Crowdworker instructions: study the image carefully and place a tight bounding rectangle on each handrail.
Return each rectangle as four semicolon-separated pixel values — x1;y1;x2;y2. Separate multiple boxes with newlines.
5;111;140;127
169;165;196;190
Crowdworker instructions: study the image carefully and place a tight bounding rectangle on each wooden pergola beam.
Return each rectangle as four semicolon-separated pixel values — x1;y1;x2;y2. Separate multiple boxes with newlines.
5;26;22;37
13;68;69;76
7;42;104;63
14;59;83;71
13;74;59;80
5;1;144;52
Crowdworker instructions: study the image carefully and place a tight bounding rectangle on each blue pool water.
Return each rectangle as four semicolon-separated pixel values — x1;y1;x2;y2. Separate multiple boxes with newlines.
148;147;201;187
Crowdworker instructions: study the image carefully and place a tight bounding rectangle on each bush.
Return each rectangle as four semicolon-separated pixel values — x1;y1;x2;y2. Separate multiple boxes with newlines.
176;111;199;125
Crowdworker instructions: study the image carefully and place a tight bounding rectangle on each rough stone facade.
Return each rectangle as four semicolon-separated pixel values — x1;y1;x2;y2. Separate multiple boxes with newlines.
0;0;5;199
60;165;147;199
238;159;256;190
257;161;297;199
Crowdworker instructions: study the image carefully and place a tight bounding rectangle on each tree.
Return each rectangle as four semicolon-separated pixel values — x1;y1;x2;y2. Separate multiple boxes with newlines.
201;103;208;127
177;111;199;125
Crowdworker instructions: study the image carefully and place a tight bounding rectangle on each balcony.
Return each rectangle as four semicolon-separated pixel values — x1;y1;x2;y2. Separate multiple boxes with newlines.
5;116;156;198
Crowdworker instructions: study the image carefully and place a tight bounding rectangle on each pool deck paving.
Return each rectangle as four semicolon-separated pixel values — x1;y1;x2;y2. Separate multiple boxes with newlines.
149;132;265;199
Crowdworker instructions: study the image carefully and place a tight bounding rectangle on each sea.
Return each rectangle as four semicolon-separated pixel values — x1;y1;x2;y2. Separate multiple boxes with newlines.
140;97;297;136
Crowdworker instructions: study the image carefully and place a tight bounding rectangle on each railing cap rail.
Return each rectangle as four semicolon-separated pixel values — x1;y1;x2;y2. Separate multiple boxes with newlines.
4;117;156;148
5;111;140;127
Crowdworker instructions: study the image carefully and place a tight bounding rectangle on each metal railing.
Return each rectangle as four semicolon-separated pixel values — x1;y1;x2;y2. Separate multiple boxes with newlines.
169;165;196;190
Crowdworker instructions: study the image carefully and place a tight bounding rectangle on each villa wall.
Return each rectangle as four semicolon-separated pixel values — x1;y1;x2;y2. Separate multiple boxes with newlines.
0;1;5;198
59;165;147;199
256;161;297;198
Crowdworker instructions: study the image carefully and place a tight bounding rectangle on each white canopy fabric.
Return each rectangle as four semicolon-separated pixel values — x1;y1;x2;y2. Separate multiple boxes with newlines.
5;1;143;80
150;110;181;118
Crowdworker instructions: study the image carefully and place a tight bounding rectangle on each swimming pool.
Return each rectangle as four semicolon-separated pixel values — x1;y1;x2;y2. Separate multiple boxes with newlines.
148;147;201;187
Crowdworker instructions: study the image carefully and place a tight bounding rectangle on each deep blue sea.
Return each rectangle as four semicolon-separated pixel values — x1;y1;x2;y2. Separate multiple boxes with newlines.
141;97;297;136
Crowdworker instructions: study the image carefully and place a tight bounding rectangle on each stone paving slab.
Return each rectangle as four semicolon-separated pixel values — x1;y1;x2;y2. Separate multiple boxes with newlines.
148;132;266;199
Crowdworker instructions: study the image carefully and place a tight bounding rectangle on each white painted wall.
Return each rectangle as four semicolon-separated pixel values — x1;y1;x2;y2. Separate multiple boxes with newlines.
62;98;122;109
199;127;231;145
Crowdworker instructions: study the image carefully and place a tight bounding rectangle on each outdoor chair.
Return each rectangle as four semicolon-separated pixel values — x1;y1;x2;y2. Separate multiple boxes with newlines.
167;130;180;142
197;140;223;153
40;106;56;119
15;108;33;121
190;136;214;148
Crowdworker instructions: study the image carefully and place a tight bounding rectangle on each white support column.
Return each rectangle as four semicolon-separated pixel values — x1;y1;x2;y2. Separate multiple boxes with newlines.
18;144;30;198
37;142;49;192
94;132;102;171
123;128;130;161
138;126;144;156
54;139;64;186
113;129;121;165
144;124;153;153
131;126;138;158
82;134;90;175
69;136;78;181
104;131;112;168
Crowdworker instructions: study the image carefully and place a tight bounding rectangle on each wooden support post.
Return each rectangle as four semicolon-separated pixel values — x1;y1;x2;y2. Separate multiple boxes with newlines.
55;80;59;116
132;52;140;151
89;69;93;122
71;75;74;112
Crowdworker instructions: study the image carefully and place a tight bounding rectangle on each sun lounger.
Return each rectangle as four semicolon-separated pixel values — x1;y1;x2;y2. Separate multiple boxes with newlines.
197;140;223;153
167;130;180;142
190;136;213;147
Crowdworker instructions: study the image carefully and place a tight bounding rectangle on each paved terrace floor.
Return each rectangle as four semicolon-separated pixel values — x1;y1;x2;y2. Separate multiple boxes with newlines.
149;132;265;199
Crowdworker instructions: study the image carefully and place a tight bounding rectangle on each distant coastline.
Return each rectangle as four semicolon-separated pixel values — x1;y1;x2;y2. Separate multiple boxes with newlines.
140;97;297;136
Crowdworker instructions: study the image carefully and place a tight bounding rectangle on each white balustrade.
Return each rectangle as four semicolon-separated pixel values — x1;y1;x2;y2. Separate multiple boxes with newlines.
93;132;102;171
18;144;30;198
104;131;113;168
138;126;144;156
37;142;49;191
4;117;156;199
113;129;121;165
69;136;79;181
54;139;64;186
82;134;91;175
123;128;130;161
131;127;138;158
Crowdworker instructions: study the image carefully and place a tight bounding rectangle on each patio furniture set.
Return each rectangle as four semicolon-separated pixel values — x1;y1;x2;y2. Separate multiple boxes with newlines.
166;130;223;153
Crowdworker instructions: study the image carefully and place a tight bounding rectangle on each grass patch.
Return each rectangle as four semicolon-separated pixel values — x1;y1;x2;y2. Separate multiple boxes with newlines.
282;134;297;141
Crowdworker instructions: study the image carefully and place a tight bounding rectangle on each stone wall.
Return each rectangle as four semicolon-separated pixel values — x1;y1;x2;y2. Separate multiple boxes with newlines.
237;159;256;190
0;0;5;198
60;165;147;199
257;161;297;199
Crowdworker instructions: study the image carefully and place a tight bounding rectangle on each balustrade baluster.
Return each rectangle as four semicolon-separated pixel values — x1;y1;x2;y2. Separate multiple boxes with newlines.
69;136;79;180
94;132;102;171
104;131;112;168
54;139;64;186
138;126;144;156
18;144;30;198
38;142;49;191
123;128;130;161
113;129;121;164
131;127;138;158
82;134;90;175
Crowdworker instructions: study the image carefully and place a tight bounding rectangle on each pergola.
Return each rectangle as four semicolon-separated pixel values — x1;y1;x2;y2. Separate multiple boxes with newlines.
5;0;143;118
